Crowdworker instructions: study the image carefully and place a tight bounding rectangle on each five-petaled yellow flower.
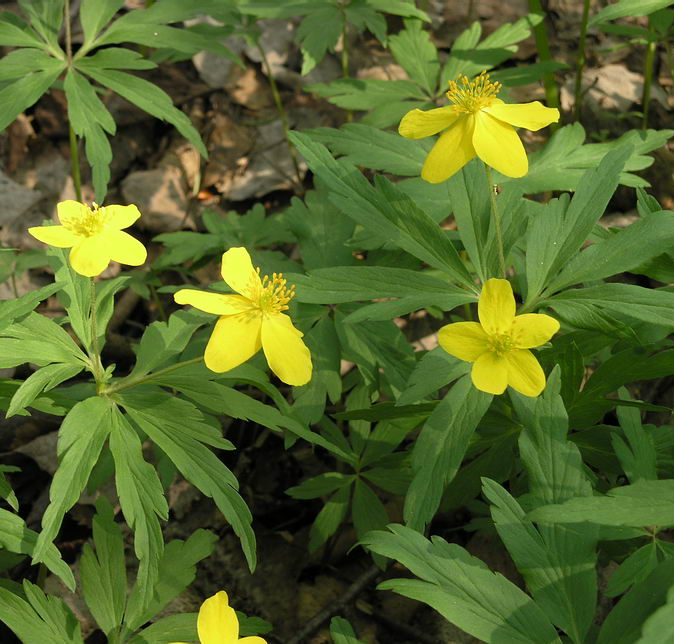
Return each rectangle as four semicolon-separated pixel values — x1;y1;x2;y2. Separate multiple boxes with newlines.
174;247;312;386
170;590;267;644
438;279;559;397
399;71;560;183
28;200;147;277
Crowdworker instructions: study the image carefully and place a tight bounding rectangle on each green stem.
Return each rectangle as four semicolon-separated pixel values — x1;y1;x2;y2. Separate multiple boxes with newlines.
68;125;82;202
90;278;104;387
64;0;72;65
527;0;560;125
101;356;204;396
642;28;657;130
573;0;591;121
485;164;506;279
341;17;353;123
257;42;304;193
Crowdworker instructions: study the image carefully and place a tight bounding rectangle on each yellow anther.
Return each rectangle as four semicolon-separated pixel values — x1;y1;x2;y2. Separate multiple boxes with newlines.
60;203;111;237
446;70;502;114
256;270;295;314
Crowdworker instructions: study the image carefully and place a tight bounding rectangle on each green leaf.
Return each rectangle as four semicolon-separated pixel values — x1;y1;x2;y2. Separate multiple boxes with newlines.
352;479;388;547
636;583;674;643
524;145;631;301
404;376;492;531
0;282;61;332
0;68;63;132
77;47;157;71
0;48;65;81
389;20;439;94
121;390;256;571
7;363;82;418
589;0;674;26
605;542;660;598
309;484;351;552
0;12;50;49
109;407;168;616
613;393;658;483
0;581;82;644
362;524;561;644
128;613;197;644
78;66;206;157
490;61;570;86
296;7;342;75
597;559;674;644
79;0;125;46
286;472;355;500
364;0;430;21
80;498;126;637
0;467;19;511
126;530;217;631
17;0;64;50
0;508;75;590
33;397;112;565
330;616;366;644
529;479;674;527
289;132;476;291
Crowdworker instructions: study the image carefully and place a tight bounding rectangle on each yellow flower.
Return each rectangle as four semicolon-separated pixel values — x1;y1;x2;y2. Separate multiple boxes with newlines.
170;590;267;644
399;71;560;183
174;247;312;386
438;279;559;397
28;200;147;277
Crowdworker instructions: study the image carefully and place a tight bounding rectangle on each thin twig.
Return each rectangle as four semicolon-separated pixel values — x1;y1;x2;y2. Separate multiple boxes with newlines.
285;564;382;644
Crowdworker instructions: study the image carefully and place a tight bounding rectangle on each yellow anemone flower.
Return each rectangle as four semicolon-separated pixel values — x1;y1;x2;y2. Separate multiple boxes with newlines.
174;247;312;386
170;590;267;644
28;200;147;277
399;71;560;183
438;279;559;397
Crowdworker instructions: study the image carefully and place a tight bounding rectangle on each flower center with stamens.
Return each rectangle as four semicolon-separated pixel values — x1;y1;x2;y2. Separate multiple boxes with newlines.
255;269;296;314
446;70;502;114
60;203;110;237
488;333;514;356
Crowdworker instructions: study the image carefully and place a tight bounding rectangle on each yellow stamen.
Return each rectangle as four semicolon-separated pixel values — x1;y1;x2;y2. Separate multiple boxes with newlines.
488;333;513;356
253;268;295;314
446;70;502;114
60;203;110;237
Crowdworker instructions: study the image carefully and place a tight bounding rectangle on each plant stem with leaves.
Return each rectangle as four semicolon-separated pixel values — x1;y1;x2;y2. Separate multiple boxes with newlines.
573;0;591;121
642;23;657;129
485;165;506;279
528;0;560;126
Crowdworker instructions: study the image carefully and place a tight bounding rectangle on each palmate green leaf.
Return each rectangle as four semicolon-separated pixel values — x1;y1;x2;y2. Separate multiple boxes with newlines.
344;4;386;44
290;132;476;291
109;407;167;618
490;61;570;86
529;479;674;527
613;395;658;483
0;67;64;132
7;363;83;418
296;6;342;75
363;524;561;644
404;376;492;531
286;472;354;500
78;47;157;71
510;369;597;642
352;479;388;555
126;530;216;631
80;498;126;638
0;282;61;332
79;0;125;47
17;0;64;52
597;559;674;644
78;65;207;157
504;124;672;193
330;616;366;644
364;0;429;21
120;389;256;571
0;508;75;590
0;581;82;644
128;613;197;644
605;542;659;598
389;19;439;95
309;484;351;552
441;14;542;84
588;0;674;26
636;583;674;644
33;397;112;565
0;466;19;510
0;12;50;49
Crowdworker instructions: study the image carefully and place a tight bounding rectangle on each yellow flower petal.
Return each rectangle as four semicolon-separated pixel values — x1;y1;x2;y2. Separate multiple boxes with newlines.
511;313;560;349
197;591;239;644
437;321;489;362
220;248;261;298
421;114;476;183
261;313;312;386
398;105;459;139
482;101;560;132
506;349;546;397
478;279;516;335
57;200;89;225
472;110;527;178
204;312;263;373
174;290;255;316
104;204;141;229
471;351;508;394
104;230;147;267
69;237;111;277
28;225;79;248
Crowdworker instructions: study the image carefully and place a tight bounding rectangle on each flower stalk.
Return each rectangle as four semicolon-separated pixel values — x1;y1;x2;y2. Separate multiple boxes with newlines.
100;356;204;396
642;23;657;130
485;164;506;279
573;0;591;121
